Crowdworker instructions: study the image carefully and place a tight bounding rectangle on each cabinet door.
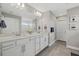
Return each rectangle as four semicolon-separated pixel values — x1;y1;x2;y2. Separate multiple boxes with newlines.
49;33;55;44
44;34;48;47
0;43;2;56
35;36;40;54
40;35;45;50
40;34;48;50
24;37;35;56
16;39;28;56
0;49;1;56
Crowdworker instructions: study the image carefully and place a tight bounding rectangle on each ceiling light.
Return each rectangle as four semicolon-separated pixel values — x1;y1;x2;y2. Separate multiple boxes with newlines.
17;3;25;8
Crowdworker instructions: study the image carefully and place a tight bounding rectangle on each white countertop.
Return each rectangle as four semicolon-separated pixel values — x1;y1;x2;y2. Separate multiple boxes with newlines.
0;32;43;43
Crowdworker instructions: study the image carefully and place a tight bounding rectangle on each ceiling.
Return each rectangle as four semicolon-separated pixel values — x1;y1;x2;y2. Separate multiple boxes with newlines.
0;3;39;19
28;3;79;16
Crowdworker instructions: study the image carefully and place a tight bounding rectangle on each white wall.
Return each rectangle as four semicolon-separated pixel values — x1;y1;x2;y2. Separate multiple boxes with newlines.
66;6;79;51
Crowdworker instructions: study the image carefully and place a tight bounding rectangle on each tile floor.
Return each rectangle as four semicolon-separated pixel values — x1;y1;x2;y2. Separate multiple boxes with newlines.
37;40;71;56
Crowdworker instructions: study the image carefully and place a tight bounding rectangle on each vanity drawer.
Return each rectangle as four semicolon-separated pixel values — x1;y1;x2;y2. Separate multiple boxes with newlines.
2;40;16;51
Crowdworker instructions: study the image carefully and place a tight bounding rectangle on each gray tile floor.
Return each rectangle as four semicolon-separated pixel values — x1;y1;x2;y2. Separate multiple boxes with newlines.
37;40;71;56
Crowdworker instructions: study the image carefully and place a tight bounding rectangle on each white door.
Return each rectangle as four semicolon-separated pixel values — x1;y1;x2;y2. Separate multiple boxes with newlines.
56;21;67;41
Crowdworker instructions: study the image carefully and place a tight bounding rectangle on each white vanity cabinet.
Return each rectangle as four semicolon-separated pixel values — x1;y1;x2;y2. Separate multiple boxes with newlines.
1;38;29;56
0;33;49;56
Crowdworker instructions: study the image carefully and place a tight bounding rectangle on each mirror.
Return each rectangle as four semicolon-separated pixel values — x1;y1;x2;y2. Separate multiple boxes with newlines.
0;3;39;35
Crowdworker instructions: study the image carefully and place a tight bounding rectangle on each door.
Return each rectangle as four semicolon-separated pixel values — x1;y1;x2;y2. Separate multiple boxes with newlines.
56;21;67;41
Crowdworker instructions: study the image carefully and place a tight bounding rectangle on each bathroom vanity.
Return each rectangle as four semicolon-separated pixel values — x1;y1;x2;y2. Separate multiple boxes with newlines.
0;32;48;56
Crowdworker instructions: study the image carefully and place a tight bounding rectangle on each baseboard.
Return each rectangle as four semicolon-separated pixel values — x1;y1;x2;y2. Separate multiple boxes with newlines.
66;45;79;51
49;40;56;46
56;39;66;42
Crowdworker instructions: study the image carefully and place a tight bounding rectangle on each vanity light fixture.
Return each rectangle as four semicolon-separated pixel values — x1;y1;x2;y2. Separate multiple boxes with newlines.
34;10;42;17
36;11;42;16
17;3;21;6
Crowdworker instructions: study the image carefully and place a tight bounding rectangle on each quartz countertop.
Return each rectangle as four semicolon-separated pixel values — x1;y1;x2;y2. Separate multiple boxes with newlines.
0;32;43;43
